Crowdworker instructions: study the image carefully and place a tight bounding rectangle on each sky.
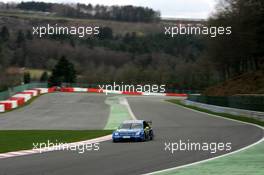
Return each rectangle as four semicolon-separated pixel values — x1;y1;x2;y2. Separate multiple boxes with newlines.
3;0;218;19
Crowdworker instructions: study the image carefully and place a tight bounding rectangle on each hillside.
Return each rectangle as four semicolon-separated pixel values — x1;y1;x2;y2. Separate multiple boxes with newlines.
0;9;207;90
0;11;161;35
203;71;264;96
0;10;204;35
0;0;263;94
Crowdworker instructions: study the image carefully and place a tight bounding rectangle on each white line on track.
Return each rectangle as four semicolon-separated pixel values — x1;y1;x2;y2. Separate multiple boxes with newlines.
119;97;138;120
0;135;112;159
144;100;264;175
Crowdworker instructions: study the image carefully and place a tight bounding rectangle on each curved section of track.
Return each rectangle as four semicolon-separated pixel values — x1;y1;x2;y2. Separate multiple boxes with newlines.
0;93;110;130
0;95;263;175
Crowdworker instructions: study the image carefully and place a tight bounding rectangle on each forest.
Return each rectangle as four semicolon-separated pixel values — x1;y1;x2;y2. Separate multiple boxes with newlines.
0;0;263;93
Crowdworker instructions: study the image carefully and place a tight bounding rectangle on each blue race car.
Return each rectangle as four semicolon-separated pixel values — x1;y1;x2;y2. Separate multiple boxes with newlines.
112;120;154;142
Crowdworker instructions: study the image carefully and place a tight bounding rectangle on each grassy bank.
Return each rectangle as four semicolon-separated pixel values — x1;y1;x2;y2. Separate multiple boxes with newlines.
0;130;112;153
0;11;162;35
25;68;51;80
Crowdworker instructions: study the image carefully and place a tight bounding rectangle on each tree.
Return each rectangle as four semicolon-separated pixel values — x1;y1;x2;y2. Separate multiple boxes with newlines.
98;27;113;40
40;71;49;82
23;72;31;84
17;1;53;12
0;26;9;42
48;56;76;86
26;30;33;40
16;2;160;22
16;30;25;46
206;0;264;81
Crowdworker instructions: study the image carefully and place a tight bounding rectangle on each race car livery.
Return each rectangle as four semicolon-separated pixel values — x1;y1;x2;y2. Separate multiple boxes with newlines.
112;120;153;142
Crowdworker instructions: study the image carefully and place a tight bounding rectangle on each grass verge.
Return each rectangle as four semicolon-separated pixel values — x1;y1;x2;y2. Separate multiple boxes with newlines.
155;99;264;175
167;99;264;127
25;68;51;79
156;140;264;175
0;130;112;153
104;96;132;130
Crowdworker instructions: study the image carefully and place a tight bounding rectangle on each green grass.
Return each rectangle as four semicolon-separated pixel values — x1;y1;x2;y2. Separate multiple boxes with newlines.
25;68;51;79
104;96;132;130
0;130;112;153
167;99;264;127
157;99;264;175
0;11;75;21
156;140;264;175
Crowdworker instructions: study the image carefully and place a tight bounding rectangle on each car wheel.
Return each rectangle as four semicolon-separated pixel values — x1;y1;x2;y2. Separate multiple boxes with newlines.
141;133;146;142
149;134;153;140
146;133;150;141
149;131;153;140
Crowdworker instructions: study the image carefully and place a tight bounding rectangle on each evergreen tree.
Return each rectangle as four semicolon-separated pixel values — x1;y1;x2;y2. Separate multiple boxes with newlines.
16;30;25;46
40;71;49;82
23;72;31;84
26;30;33;40
0;26;9;42
98;27;113;40
48;56;76;86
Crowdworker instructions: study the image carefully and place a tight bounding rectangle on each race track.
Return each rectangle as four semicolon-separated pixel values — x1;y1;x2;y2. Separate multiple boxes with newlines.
0;93;109;130
0;94;263;175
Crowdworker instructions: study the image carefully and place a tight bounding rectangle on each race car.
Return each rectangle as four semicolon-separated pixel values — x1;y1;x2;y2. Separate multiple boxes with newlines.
112;120;154;142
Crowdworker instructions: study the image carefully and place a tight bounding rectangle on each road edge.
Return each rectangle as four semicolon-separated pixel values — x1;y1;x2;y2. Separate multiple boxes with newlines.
145;100;264;175
0;134;112;159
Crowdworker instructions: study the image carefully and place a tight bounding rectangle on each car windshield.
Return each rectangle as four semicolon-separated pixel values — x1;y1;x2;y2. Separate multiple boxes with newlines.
119;123;142;129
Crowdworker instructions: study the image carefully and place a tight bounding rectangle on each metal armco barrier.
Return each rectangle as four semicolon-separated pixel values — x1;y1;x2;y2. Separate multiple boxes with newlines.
188;95;264;112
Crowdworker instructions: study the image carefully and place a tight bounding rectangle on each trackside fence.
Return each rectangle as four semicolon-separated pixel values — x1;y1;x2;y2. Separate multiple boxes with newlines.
188;95;264;112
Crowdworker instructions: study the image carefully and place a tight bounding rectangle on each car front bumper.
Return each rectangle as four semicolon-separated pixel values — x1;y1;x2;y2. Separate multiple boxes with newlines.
112;135;144;142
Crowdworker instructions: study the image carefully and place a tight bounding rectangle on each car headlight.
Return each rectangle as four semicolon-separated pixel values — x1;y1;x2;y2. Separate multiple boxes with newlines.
114;132;119;136
136;131;141;136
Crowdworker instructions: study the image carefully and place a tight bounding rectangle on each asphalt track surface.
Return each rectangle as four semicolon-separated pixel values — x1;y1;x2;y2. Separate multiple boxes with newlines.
0;93;109;130
0;95;263;175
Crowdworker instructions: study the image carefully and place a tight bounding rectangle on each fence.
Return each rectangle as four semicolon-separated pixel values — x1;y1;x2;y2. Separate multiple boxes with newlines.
188;95;264;112
0;83;48;101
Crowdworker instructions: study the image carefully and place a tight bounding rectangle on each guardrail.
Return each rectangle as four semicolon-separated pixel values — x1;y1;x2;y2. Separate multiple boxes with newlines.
188;95;264;112
183;100;264;121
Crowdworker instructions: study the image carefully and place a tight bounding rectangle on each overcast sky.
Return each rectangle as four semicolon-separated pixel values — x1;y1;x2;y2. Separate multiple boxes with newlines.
4;0;218;19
